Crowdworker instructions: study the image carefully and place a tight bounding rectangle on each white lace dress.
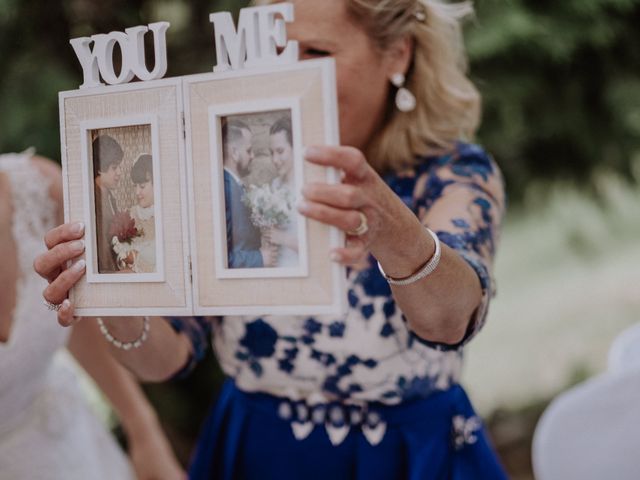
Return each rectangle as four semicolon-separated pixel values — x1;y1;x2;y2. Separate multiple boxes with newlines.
0;152;134;480
129;204;156;273
270;178;299;268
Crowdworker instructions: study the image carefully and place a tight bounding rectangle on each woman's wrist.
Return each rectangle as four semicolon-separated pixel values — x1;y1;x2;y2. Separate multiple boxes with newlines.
371;209;435;278
122;407;162;444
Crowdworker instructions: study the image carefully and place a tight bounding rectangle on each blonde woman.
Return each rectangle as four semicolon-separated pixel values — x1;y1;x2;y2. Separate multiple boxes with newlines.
36;0;507;478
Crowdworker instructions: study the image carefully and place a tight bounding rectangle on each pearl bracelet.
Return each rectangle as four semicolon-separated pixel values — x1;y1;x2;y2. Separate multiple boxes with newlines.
377;228;441;286
96;316;150;350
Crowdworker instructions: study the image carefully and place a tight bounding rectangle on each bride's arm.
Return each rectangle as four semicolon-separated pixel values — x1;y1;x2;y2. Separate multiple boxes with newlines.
68;320;185;479
91;315;194;382
32;157;193;382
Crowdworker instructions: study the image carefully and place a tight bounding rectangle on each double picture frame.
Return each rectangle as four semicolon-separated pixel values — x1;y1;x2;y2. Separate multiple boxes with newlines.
59;59;346;317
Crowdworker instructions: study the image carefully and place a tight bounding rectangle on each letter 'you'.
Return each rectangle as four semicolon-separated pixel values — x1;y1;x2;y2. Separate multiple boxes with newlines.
69;3;299;89
70;22;170;89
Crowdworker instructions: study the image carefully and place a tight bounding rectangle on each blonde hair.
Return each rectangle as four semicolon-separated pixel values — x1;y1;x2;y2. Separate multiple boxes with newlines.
253;0;481;173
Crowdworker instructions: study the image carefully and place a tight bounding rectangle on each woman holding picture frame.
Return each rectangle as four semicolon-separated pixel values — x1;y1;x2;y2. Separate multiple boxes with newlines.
36;0;508;478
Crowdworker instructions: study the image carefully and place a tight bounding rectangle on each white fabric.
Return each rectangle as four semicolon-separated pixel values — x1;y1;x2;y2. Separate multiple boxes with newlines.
128;205;156;273
275;213;299;268
533;324;640;480
0;152;134;480
269;177;299;268
608;323;640;375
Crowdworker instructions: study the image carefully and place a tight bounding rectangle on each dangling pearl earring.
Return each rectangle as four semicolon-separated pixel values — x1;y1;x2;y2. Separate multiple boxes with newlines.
391;73;416;113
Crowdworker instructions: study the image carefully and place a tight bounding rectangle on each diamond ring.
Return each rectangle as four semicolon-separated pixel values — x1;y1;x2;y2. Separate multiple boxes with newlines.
44;300;62;312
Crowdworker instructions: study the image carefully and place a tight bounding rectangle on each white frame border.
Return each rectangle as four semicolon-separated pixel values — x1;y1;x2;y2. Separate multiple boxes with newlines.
184;58;347;316
80;115;165;283
59;77;193;317
209;98;308;279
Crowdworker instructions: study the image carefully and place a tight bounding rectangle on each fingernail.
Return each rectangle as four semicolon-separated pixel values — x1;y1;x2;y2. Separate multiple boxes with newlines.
71;240;85;252
71;222;85;235
297;200;310;213
330;252;342;262
73;259;86;272
61;299;71;310
304;146;320;158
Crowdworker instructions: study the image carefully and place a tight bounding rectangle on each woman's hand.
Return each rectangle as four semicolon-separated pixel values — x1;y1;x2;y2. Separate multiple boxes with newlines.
33;221;86;326
299;146;423;272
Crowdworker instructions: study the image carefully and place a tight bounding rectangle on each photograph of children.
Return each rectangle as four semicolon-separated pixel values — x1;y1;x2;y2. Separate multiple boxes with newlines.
90;125;159;275
220;110;300;270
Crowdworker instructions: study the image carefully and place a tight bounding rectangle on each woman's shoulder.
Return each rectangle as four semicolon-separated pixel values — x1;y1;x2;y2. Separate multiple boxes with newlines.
0;152;62;223
396;142;505;209
418;143;503;190
417;142;497;176
30;156;64;223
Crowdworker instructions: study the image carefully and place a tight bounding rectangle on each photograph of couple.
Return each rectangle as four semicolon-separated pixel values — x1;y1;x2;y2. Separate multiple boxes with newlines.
91;128;158;275
221;110;301;271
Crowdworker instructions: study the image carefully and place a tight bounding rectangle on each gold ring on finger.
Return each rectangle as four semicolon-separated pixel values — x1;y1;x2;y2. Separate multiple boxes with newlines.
347;211;369;236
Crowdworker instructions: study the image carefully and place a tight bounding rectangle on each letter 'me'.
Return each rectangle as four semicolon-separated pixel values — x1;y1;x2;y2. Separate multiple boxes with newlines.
210;3;298;73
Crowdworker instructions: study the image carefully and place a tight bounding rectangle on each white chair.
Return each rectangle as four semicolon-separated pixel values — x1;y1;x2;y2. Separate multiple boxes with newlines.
532;324;640;480
608;322;640;375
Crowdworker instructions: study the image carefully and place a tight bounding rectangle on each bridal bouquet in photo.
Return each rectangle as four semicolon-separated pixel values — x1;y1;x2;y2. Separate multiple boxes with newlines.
243;183;293;229
110;211;143;268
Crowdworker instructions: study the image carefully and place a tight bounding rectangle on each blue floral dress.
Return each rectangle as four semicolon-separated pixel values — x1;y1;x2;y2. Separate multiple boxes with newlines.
171;143;508;480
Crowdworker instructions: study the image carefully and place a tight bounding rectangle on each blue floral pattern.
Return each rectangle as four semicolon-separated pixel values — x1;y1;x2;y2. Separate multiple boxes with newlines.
169;143;505;404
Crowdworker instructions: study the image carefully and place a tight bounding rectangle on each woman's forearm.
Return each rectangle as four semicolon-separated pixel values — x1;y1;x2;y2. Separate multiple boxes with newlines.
68;321;159;432
372;206;480;345
84;316;192;382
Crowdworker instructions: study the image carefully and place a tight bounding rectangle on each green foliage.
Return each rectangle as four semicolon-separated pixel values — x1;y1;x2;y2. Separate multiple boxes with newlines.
1;0;638;201
0;0;244;160
467;0;640;200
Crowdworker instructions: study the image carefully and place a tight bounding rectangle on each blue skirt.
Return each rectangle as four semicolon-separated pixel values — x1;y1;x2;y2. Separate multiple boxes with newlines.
188;380;507;480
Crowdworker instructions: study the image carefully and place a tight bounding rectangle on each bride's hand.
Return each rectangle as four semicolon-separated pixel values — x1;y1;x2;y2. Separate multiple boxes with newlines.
33;222;86;326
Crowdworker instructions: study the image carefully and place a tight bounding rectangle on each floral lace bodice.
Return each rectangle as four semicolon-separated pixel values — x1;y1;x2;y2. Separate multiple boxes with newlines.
171;143;505;405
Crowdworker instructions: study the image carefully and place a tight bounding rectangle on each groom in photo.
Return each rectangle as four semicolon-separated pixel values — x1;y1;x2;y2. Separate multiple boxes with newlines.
222;119;277;268
93;135;124;273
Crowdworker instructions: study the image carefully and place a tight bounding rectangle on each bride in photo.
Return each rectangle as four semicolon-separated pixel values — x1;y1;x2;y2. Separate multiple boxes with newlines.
113;154;157;274
267;117;299;268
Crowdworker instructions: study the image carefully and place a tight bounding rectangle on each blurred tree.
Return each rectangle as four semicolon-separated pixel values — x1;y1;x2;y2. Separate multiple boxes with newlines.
2;0;638;201
0;0;244;160
467;0;640;201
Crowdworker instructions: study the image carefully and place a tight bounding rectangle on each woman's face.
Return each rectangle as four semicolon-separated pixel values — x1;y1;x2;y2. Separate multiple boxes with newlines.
135;177;154;208
287;0;407;152
270;130;294;178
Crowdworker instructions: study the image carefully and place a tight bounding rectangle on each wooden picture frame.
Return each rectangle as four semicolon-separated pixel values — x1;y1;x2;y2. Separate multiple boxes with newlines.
59;59;347;317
